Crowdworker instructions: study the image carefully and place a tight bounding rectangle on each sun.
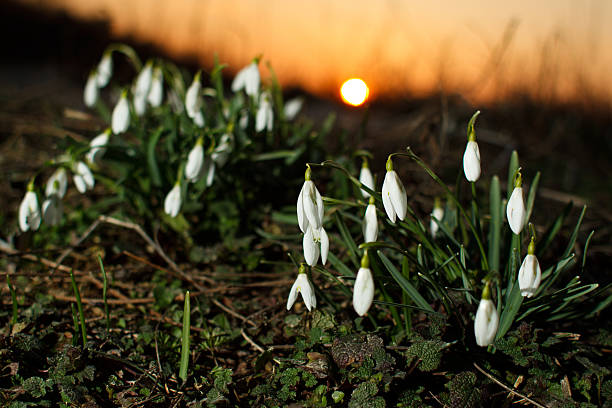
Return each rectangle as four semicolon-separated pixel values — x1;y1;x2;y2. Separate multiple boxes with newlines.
340;78;369;107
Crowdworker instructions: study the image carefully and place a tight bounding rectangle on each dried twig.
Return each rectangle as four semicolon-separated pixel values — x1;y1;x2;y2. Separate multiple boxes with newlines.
473;363;547;408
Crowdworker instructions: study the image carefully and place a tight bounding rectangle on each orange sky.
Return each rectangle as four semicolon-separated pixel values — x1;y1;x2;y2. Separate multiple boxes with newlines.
28;0;612;104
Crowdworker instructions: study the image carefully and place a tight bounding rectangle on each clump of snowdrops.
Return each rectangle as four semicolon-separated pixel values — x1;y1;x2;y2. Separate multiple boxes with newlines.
285;111;604;348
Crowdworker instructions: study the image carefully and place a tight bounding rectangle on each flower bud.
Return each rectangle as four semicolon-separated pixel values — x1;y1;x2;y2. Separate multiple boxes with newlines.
381;157;407;223
164;183;182;217
111;91;130;134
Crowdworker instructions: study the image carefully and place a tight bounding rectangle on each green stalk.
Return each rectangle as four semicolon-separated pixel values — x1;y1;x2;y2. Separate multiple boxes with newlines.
70;304;79;347
70;269;87;346
7;275;18;326
179;291;191;382
98;256;110;331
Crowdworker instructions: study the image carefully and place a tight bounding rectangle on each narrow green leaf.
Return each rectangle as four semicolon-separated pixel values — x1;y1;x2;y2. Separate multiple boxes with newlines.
335;212;360;267
507;151;519;200
7;275;18;326
179;291;191;382
538;254;576;294
525;171;540;224
581;230;595;271
70;269;87;346
147;127;164;187
377;251;434;313
98;256;110;331
537;201;573;257
488;175;502;273
326;252;355;278
562;205;587;258
496;282;523;340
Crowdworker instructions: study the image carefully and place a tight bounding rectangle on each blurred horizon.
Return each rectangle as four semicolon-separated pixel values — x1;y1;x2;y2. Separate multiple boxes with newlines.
15;0;612;106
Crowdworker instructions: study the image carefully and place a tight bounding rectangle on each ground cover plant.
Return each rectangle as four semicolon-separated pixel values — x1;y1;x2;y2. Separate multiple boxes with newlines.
1;45;611;407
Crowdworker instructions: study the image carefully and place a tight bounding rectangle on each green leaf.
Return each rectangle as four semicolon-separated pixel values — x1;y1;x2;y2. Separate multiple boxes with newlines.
496;281;523;340
335;211;360;267
507;151;519;200
179;291;190;382
377;251;434;313
537;201;573;257
146;127;164;187
562;205;587;258
488;175;502;273
525;171;540;225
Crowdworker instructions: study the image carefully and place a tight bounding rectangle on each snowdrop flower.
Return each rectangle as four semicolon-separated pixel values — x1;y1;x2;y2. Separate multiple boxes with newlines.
86;128;111;165
430;198;444;237
303;225;329;266
231;60;260;97
463;111;481;182
164;182;182;217
286;265;316;312
42;194;63;226
73;161;95;194
474;282;499;347
359;157;375;198
518;236;542;298
185;137;205;183
297;166;324;233
211;132;233;168
381;157;407;223
147;67;164;108
255;91;274;132
18;183;41;232
353;252;375;316
238;109;249;130
283;97;303;120
168;89;184;114
362;197;378;243
111;90;130;134
506;170;526;235
84;71;99;108
96;51;113;88
186;72;204;127
45;168;68;199
133;61;153;116
203;158;216;187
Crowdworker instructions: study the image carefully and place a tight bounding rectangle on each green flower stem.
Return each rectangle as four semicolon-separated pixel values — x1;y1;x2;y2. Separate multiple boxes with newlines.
70;269;87;346
179;291;191;382
98;256;110;331
7;275;18;326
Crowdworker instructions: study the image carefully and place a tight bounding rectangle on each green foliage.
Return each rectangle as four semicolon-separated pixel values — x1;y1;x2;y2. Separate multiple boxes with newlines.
349;382;385;408
404;339;446;372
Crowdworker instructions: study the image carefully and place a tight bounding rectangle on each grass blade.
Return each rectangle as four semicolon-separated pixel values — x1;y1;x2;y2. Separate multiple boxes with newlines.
525;171;541;224
562;205;587;258
179;291;191;382
507;151;519;200
98;255;110;331
488;175;502;273
7;274;18;326
70;269;87;346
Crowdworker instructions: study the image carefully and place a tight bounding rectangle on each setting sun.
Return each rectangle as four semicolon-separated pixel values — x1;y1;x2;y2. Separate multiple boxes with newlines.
340;78;369;106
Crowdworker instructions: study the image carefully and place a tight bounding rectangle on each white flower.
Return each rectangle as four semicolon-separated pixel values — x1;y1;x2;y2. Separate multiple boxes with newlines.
185;73;203;122
45;168;68;198
147;67;164;107
518;239;541;298
286;270;316;311
238;109;249;129
185;139;205;183
203;158;216;187
84;71;99;108
164;183;182;217
362;200;378;243
111;91;130;134
359;161;375;198
86;129;111;165
96;52;113;87
211;133;233;168
42;194;63;226
474;297;499;347
231;61;260;97
353;265;375;316
430;200;444;237
303;226;329;266
255;91;274;132
381;158;407;223
283;97;303;120
73;161;95;193
297;168;324;233
18;189;41;232
132;62;153;116
463;140;481;182
507;186;525;235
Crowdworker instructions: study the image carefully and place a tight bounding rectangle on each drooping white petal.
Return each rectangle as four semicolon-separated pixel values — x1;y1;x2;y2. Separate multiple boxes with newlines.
256;92;273;132
463;140;481;182
185;142;204;182
382;170;406;223
301;181;322;230
86;131;110;165
96;53;113;87
319;227;329;265
303;226;320;266
506;187;526;235
147;67;164;107
84;72;99;108
283;97;303;120
111;94;130;134
42;195;63;226
474;298;499;347
518;254;542;298
430;207;444;237
363;203;378;243
133;63;153;103
193;111;205;128
204;159;216;187
353;267;375;316
211;133;233;168
185;77;202;119
19;191;41;232
297;185;309;233
286;273;316;311
133;94;147;116
359;166;375;198
164;184;182;217
73;161;95;194
45;168;68;198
